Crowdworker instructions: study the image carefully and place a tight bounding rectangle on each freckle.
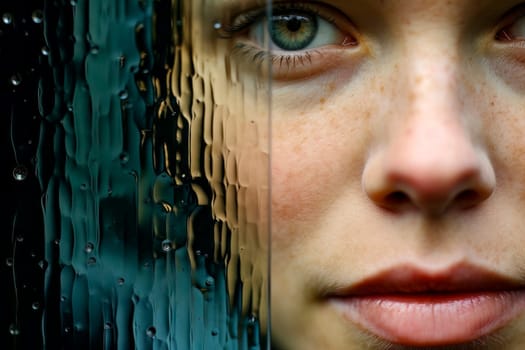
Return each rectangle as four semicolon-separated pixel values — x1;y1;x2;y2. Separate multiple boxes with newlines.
326;82;335;93
380;85;384;93
319;97;326;104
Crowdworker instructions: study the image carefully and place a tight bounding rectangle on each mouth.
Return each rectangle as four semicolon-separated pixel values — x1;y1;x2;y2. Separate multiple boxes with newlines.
328;262;525;347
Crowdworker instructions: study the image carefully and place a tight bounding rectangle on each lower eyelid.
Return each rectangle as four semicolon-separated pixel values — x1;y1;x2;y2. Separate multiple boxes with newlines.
271;47;361;81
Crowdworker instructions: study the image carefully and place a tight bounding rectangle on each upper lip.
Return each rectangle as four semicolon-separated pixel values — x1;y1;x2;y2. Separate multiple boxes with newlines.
328;261;525;297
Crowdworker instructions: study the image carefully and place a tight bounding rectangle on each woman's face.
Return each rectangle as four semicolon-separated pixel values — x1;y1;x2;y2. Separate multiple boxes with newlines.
267;0;525;349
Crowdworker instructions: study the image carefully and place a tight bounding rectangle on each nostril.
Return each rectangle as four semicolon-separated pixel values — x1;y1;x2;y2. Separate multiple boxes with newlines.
362;146;496;215
383;191;411;209
385;191;409;203
454;189;483;209
381;188;486;214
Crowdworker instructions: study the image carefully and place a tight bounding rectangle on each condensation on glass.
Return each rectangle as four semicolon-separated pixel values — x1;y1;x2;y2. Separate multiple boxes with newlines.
1;0;270;349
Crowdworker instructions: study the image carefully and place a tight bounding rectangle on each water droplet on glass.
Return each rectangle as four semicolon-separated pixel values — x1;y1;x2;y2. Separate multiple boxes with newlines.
80;183;87;191
41;46;49;55
117;277;125;286
87;257;96;265
84;242;94;253
37;260;47;270
248;315;257;324
211;328;219;336
31;10;43;24
10;74;22;86
60;296;67;302
64;326;72;334
104;322;112;330
12;165;28;181
9;323;20;336
205;277;214;287
32;302;40;310
118;90;128;100
90;46;99;54
53;239;60;245
161;239;173;252
161;202;172;213
6;257;13;267
119;55;126;67
146;326;156;338
119;152;129;164
2;13;13;25
16;235;23;242
70;0;77;6
213;21;222;30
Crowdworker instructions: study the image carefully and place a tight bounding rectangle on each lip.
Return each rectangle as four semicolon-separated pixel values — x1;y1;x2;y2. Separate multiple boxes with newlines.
328;262;525;346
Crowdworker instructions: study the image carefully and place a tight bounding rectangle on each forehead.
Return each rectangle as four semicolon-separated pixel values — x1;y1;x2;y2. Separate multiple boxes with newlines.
294;0;521;21
302;0;524;37
323;0;517;11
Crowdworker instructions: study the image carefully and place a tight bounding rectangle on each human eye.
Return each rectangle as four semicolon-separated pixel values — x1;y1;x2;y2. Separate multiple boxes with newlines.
219;2;359;80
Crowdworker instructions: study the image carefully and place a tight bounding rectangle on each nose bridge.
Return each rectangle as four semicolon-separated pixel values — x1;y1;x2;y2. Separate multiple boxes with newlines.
402;34;463;129
391;38;471;162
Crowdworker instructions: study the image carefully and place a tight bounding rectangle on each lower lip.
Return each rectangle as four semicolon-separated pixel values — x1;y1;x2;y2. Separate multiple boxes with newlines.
333;290;525;346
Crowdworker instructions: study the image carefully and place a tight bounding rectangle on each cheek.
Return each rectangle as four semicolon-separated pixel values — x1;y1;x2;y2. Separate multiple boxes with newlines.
270;74;377;239
271;145;334;223
480;87;525;166
270;117;367;226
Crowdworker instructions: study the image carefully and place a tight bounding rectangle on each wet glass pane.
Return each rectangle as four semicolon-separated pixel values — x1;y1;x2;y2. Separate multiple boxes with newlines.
1;0;270;349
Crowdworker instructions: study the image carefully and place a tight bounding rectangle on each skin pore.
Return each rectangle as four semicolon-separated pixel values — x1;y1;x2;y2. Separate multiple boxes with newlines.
207;0;525;349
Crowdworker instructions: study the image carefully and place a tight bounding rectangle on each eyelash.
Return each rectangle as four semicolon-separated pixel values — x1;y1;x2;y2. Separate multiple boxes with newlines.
218;3;347;71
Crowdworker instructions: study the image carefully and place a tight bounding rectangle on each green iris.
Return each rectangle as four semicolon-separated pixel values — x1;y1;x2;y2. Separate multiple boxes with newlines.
270;12;319;51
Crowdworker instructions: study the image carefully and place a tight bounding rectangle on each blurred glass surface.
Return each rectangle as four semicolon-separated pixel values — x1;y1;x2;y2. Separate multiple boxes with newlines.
0;0;270;349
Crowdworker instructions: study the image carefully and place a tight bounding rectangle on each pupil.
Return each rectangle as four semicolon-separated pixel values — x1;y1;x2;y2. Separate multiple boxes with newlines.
286;16;302;32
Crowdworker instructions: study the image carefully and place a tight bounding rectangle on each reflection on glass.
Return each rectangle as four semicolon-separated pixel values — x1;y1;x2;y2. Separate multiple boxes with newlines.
2;0;269;349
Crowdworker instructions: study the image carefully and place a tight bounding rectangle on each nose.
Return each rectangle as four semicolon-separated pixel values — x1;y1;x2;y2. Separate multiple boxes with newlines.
363;63;495;216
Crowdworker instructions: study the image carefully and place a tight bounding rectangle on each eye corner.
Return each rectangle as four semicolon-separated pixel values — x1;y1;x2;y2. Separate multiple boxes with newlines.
493;3;525;43
495;28;514;42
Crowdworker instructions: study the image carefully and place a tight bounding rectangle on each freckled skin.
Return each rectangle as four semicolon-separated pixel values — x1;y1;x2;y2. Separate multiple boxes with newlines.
271;1;525;349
